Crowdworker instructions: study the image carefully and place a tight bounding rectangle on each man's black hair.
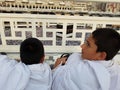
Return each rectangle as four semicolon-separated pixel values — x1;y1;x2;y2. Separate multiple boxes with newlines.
92;28;120;60
20;38;44;65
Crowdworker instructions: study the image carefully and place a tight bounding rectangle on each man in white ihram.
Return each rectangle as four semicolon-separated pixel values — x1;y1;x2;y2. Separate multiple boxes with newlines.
52;28;120;90
0;38;52;90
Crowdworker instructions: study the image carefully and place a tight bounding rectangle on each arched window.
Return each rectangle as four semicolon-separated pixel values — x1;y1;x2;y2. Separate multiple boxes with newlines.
26;5;29;8
33;5;35;8
42;6;44;9
22;5;25;8
12;4;14;7
19;5;21;8
36;5;38;8
57;7;59;9
15;4;17;8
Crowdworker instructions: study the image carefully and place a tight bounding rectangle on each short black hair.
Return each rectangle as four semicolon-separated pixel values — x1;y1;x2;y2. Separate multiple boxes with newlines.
20;38;44;65
92;28;120;60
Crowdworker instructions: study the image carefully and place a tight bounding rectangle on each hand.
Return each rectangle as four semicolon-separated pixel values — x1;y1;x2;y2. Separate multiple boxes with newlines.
54;57;67;68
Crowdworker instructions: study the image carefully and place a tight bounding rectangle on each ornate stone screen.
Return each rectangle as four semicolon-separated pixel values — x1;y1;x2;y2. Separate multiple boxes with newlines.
0;14;120;53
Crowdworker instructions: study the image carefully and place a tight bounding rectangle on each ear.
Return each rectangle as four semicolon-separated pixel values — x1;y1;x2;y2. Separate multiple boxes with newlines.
40;55;45;63
98;52;107;60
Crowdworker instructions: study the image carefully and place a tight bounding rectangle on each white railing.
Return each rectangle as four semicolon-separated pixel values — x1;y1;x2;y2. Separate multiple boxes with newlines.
0;13;120;54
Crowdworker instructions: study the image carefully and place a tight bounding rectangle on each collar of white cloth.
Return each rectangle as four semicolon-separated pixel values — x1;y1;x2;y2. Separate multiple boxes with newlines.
96;60;115;68
24;63;52;90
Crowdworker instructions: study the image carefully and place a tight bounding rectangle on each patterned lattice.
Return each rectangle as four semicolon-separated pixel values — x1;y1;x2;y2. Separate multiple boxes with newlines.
0;14;120;53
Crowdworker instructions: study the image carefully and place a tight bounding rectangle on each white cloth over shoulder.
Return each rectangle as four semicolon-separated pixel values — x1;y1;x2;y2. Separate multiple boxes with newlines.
0;54;30;90
52;53;110;90
0;54;52;90
98;60;120;90
24;63;52;90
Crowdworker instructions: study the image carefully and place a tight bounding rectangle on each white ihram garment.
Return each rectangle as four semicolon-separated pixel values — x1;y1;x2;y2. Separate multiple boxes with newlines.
98;60;120;90
52;53;110;90
0;54;30;90
24;63;52;90
0;54;52;90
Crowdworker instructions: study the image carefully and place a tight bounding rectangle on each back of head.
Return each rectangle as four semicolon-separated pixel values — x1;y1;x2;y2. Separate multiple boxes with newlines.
20;38;44;65
92;28;120;60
